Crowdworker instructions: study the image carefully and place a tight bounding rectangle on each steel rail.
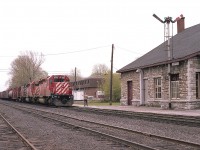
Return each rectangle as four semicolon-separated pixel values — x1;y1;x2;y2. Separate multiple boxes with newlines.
0;113;38;150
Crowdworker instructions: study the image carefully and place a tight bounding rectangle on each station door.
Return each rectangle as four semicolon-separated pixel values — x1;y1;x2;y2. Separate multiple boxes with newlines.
144;79;148;105
127;81;132;105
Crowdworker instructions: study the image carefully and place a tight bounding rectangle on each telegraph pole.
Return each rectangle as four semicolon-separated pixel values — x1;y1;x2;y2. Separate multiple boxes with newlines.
109;44;114;106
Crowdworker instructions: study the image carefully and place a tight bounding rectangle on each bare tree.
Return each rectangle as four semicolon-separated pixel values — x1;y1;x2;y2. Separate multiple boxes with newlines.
8;51;47;88
90;63;109;77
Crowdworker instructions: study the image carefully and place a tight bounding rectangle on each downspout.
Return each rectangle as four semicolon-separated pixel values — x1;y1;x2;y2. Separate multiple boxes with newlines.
136;69;145;105
168;69;171;109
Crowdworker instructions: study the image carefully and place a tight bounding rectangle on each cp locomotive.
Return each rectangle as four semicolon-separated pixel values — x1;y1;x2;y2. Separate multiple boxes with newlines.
0;75;74;106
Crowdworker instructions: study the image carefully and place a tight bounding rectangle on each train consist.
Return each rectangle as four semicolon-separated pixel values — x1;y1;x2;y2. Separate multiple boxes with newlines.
0;75;74;106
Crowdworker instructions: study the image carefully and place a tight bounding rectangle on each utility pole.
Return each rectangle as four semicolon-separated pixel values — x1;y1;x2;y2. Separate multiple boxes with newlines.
109;44;114;106
75;67;77;83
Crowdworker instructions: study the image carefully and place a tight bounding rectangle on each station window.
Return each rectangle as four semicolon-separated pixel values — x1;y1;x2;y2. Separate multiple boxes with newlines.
196;73;200;98
154;77;162;98
171;74;180;99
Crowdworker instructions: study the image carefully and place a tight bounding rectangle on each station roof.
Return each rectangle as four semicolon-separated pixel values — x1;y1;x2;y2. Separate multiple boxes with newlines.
117;23;200;73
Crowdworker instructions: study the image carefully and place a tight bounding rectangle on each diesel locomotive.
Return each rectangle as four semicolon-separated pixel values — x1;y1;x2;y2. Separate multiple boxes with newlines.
0;75;74;106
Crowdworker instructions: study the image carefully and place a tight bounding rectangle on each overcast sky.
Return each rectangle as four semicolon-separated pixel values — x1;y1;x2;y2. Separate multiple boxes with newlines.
0;0;199;91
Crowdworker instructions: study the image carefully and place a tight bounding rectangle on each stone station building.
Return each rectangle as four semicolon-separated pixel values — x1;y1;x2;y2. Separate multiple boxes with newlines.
117;17;200;109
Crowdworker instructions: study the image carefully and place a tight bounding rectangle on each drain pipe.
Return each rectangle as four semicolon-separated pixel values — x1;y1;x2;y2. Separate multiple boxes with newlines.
136;69;145;105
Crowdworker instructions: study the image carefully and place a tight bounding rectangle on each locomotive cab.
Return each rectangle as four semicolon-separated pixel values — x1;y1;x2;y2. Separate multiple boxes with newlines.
48;75;73;106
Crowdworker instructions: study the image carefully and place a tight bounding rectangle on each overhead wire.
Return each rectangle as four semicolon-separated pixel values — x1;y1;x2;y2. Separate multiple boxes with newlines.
43;45;111;56
110;45;143;72
0;45;112;73
0;45;111;58
0;44;140;73
43;45;111;73
0;45;110;73
0;44;141;58
115;45;143;55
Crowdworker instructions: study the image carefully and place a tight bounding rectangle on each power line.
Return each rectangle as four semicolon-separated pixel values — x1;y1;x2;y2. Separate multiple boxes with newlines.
0;44;144;58
115;45;143;55
43;45;111;56
0;45;141;58
0;45;111;58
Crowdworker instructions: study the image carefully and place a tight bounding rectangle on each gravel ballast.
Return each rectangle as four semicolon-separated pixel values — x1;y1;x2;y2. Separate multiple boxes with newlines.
1;100;200;149
0;102;132;150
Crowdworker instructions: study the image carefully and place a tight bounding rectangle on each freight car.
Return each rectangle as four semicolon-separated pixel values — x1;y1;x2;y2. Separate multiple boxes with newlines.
0;75;74;107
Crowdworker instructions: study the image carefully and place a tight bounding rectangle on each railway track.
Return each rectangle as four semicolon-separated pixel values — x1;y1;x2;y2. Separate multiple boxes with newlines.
0;113;37;150
1;102;130;150
71;106;200;127
3;102;200;150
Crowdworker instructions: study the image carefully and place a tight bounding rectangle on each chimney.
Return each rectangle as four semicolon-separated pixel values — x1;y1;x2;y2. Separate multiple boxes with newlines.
177;14;185;33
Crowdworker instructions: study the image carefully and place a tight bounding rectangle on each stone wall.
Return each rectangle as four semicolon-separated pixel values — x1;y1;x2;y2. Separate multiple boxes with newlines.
186;57;200;109
120;70;140;105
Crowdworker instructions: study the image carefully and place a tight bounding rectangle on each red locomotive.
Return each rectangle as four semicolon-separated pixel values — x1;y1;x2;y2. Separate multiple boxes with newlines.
0;75;74;107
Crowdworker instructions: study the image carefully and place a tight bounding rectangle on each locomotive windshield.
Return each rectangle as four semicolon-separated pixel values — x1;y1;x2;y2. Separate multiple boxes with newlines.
53;76;65;82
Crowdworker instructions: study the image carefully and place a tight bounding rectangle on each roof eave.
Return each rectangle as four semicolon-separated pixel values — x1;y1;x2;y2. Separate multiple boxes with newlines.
117;51;200;73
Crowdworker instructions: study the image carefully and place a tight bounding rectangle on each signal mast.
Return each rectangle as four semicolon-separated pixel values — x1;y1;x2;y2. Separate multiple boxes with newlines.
153;14;183;108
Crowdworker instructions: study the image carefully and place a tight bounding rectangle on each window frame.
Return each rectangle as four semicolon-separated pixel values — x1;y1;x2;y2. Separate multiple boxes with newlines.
171;74;180;99
196;72;200;99
154;77;162;99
